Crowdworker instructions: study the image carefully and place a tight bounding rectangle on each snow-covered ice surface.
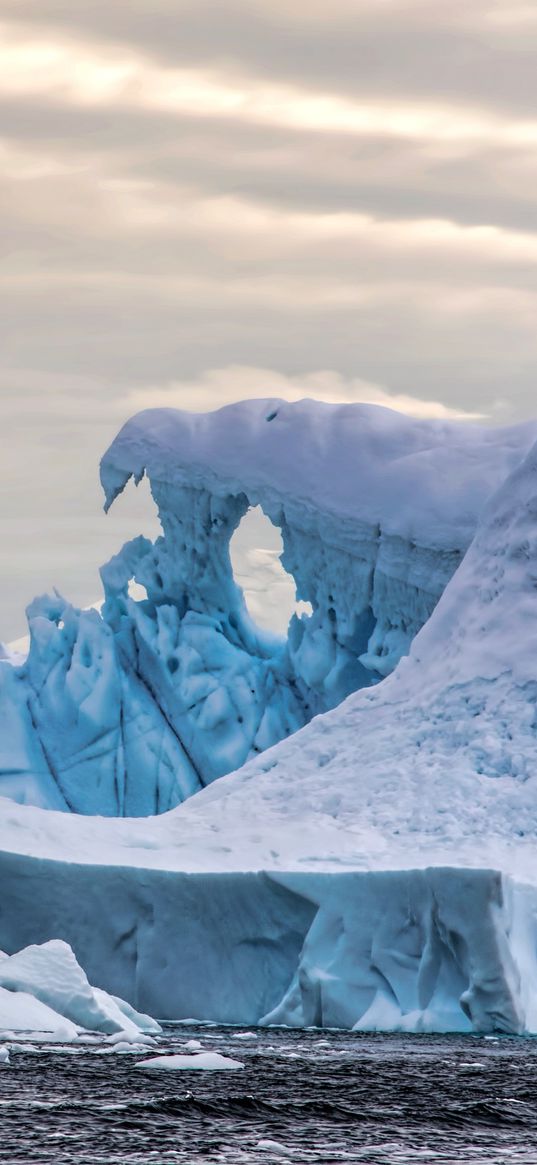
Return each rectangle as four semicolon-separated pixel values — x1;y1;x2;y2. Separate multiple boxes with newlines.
4;416;537;1032
0;939;160;1042
2;398;536;815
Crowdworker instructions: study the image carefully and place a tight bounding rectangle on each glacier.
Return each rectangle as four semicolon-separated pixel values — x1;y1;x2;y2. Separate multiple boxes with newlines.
1;398;536;816
2;400;537;1033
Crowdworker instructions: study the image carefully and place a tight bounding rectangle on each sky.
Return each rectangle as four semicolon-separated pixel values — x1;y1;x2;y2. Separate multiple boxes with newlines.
3;0;537;638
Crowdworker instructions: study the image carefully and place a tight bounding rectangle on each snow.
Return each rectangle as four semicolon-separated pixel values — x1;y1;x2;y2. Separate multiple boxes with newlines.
0;986;79;1039
0;939;161;1039
3;400;537;1033
99;399;535;546
2;398;536;816
136;1051;244;1070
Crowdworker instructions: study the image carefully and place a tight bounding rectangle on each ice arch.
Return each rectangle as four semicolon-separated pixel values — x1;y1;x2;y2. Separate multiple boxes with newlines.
1;397;535;816
230;506;312;636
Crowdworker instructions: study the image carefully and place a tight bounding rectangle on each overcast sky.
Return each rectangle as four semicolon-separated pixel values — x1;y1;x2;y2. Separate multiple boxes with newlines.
3;1;537;638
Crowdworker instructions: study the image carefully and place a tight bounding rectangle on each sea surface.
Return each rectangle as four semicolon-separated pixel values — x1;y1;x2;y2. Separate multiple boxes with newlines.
2;1024;537;1164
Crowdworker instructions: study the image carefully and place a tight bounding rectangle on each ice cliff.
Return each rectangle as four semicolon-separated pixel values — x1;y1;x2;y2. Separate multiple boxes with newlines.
1;398;535;815
3;414;537;1033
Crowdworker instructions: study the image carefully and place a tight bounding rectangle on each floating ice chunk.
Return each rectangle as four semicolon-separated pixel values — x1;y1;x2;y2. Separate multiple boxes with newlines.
105;1029;156;1047
184;1038;204;1051
100;1039;154;1054
0;940;160;1039
136;1051;244;1071
0;940;124;1033
0;1045;10;1065
256;1141;295;1156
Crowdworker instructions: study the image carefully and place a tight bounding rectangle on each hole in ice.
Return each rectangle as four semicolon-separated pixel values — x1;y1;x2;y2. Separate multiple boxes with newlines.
127;579;148;602
230;506;312;636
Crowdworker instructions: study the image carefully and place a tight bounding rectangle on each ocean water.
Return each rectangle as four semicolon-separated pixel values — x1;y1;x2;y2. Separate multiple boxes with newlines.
2;1025;537;1164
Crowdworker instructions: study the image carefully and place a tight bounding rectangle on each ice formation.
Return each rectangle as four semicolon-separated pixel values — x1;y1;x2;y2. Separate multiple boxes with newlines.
3;421;537;1033
136;1052;244;1070
1;398;535;816
0;939;160;1040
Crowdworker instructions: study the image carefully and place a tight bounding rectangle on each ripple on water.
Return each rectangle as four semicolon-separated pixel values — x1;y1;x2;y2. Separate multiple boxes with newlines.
1;1027;537;1163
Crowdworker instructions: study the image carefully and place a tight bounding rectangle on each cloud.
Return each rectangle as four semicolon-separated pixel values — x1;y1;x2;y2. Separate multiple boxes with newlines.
2;18;537;151
122;365;486;421
4;0;537;122
2;0;537;638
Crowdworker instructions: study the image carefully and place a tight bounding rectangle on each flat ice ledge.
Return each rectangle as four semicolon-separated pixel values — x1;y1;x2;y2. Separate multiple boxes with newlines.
0;852;535;1035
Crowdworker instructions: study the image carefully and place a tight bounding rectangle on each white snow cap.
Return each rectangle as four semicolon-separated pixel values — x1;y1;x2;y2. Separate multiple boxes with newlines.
101;397;537;548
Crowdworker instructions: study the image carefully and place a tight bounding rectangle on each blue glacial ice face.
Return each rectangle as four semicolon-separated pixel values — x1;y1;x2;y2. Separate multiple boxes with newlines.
1;397;535;816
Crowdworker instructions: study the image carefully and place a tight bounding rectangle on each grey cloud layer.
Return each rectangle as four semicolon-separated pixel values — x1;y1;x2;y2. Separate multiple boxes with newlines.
4;1;537;116
2;1;537;636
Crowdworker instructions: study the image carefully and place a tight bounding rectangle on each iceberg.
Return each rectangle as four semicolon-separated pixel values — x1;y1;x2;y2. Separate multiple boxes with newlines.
0;939;161;1039
1;398;535;816
2;399;537;1035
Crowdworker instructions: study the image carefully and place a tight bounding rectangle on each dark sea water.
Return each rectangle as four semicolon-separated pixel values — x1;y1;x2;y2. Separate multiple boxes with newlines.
2;1024;537;1164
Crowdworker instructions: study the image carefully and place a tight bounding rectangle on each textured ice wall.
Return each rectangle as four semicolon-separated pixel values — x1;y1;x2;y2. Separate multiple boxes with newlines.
0;849;534;1034
2;398;535;815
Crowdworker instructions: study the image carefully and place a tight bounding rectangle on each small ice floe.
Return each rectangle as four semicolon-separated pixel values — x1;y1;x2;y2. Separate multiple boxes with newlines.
100;1040;155;1056
231;1031;257;1040
256;1140;295;1156
96;1030;158;1055
99;1042;147;1055
0;1045;10;1065
184;1039;204;1052
106;1030;156;1047
136;1051;244;1071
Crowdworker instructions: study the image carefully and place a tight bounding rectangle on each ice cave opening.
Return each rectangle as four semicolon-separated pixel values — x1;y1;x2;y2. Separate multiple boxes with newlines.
229;505;312;637
127;578;148;603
